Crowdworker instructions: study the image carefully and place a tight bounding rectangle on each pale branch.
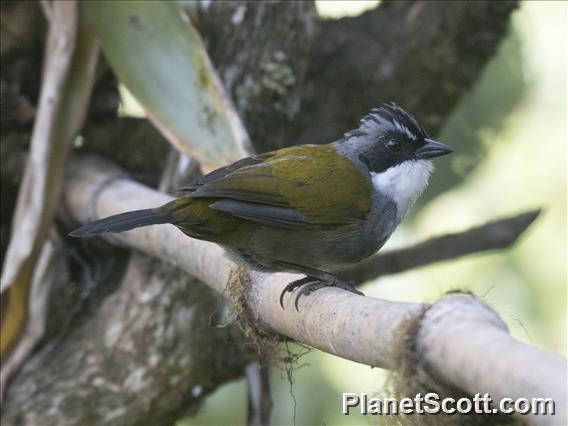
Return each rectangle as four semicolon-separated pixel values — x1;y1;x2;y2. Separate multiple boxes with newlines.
0;0;100;398
47;155;567;424
339;210;541;284
415;295;566;426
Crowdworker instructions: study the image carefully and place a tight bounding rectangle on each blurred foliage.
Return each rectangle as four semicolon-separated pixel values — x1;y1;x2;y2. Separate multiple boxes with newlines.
180;2;566;425
418;22;526;210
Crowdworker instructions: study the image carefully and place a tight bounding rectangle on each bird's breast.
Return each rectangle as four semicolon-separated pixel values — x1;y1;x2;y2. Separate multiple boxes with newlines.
370;159;432;222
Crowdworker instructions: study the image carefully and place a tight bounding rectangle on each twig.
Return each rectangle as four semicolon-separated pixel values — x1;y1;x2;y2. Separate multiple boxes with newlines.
39;0;53;22
246;361;272;426
339;210;541;284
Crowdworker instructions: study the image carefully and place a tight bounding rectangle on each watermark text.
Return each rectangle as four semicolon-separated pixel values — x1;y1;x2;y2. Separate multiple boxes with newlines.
342;392;556;416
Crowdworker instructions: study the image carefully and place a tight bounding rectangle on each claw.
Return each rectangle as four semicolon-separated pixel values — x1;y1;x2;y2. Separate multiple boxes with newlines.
293;281;327;311
279;276;313;309
280;275;364;311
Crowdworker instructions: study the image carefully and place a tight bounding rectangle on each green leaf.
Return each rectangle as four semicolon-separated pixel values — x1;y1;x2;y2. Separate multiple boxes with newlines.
83;1;250;171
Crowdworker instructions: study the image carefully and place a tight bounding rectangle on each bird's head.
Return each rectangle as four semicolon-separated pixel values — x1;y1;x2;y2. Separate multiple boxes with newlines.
335;102;453;216
339;102;452;174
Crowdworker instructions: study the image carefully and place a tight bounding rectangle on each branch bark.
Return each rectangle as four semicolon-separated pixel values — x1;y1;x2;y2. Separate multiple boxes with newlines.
196;1;317;153
5;156;563;425
415;295;566;426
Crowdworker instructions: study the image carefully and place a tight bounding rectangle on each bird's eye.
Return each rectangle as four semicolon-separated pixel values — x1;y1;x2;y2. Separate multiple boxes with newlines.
386;140;401;152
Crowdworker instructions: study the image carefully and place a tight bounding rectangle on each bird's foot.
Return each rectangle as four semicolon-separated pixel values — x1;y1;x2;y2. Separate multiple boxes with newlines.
279;276;364;311
279;276;314;309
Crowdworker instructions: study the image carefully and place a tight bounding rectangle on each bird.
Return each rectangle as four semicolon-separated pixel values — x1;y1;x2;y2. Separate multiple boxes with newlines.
70;102;452;310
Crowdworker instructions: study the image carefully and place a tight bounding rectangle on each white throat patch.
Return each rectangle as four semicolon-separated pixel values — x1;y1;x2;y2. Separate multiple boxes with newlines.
371;160;433;221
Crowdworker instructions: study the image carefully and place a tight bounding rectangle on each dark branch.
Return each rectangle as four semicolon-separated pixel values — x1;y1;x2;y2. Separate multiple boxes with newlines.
195;1;317;153
340;210;541;284
246;361;273;426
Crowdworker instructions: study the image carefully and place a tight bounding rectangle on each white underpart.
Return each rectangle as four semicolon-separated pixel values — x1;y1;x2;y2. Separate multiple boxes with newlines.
371;160;433;221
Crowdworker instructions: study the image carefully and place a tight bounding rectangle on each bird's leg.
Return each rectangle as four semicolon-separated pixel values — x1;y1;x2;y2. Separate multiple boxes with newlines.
275;262;364;311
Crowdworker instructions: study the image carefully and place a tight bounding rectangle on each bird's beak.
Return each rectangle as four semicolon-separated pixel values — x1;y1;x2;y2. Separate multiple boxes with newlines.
415;138;453;159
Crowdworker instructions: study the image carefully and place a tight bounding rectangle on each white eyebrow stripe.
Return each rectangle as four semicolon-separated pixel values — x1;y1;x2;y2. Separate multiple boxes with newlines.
392;119;418;140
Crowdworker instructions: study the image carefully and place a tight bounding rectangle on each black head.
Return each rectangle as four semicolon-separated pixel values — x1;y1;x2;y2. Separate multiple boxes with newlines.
341;102;452;173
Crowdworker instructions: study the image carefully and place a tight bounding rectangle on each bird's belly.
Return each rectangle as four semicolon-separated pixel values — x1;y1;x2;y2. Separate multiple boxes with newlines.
220;199;398;272
225;222;392;272
223;234;364;271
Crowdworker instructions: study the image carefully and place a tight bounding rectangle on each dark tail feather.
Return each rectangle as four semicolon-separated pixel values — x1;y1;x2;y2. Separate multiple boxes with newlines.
69;209;174;238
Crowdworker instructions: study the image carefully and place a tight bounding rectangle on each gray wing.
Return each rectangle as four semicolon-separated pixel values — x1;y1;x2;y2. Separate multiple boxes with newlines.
208;199;311;229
